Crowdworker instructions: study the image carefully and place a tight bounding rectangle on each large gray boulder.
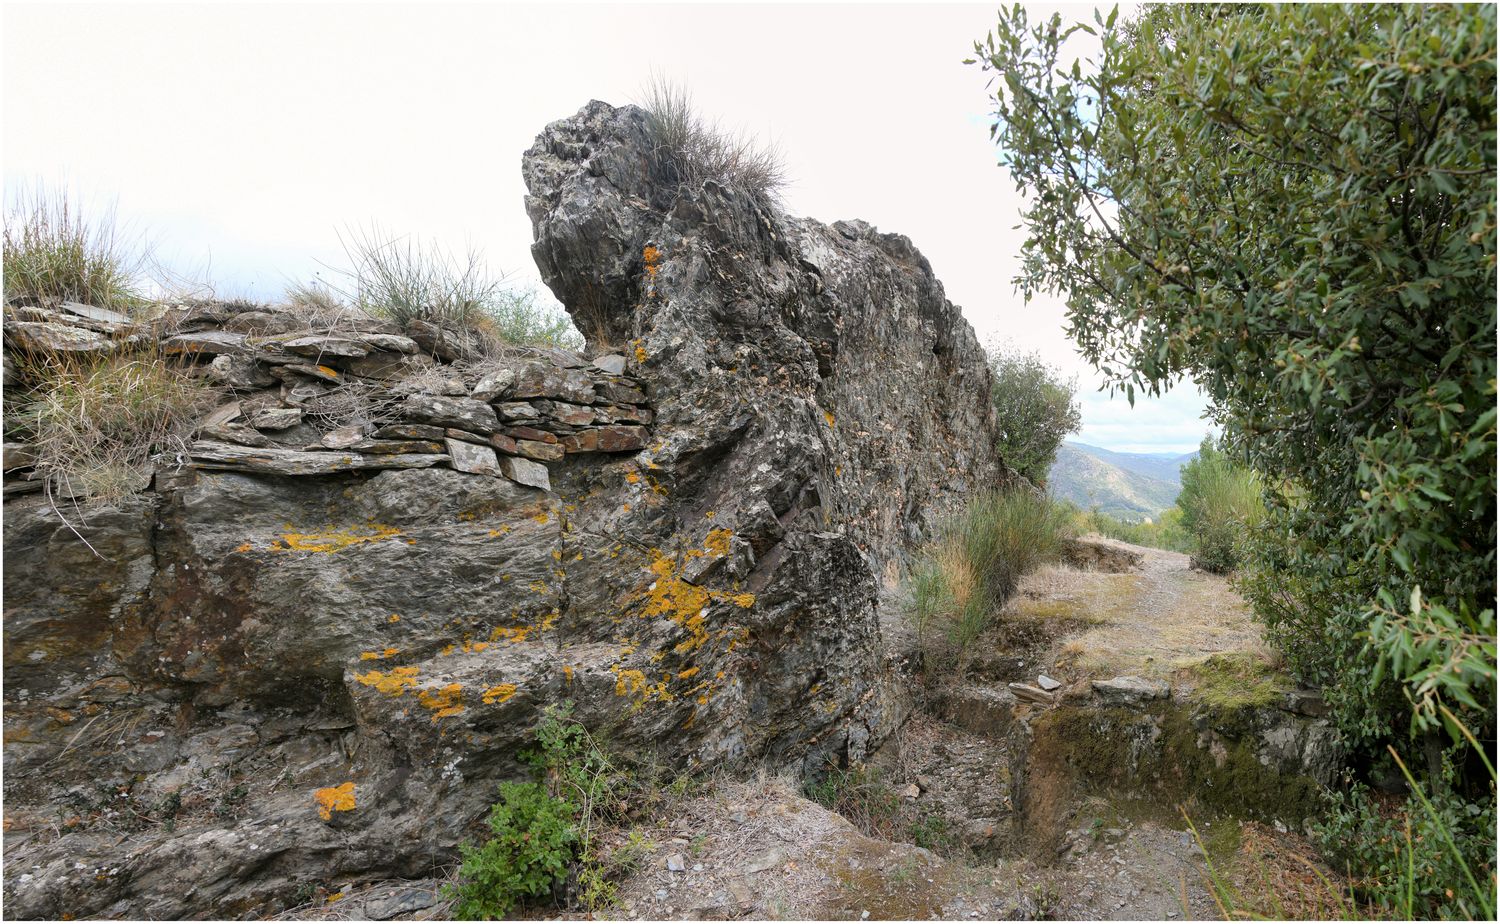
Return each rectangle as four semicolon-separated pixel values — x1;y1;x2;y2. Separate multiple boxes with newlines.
1;100;1008;918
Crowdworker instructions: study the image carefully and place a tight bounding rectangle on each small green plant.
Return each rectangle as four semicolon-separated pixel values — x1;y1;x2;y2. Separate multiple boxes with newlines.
449;780;578;920
471;286;583;351
906;488;1075;664
3;185;144;311
804;763;903;841
1312;744;1496;921
907;812;954;852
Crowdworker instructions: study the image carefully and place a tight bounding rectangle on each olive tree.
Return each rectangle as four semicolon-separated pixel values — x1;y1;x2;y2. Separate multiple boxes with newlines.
971;3;1495;746
987;344;1081;485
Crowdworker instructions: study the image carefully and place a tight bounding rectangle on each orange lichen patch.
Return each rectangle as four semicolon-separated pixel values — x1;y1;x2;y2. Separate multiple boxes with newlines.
417;683;465;719
529;580;549;594
705;510;715;519
326;892;345;904
488;610;559;645
643;244;662;271
234;542;253;553
551;549;563;561
729;593;756;608
704;528;733;558
633;340;649;364
388;614;402;623
625;471;641;484
622;503;632;513
314;781;356;821
359;648;400;661
532;511;550;525
678;666;701;680
316;364;340;378
355;666;420;696
563;665;575;683
642;555;712;654
824;410;836;427
276;524;402;553
481;683;517;705
487;525;512;538
612;665;674;702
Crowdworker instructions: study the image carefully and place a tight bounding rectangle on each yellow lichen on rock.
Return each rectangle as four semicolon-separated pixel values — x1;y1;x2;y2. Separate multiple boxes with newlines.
359;648;400;661
417;683;465;719
277;524;402;553
355;666;420;695
704;528;733;558
481;683;517;704
314;781;356;821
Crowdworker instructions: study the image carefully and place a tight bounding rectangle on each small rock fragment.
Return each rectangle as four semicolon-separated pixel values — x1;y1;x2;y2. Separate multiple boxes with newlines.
446;438;502;477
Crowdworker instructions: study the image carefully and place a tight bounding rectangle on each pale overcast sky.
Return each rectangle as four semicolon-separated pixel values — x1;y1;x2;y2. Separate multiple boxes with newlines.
3;0;1212;454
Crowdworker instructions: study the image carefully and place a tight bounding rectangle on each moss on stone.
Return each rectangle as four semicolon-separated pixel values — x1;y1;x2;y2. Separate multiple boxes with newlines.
1186;652;1285;710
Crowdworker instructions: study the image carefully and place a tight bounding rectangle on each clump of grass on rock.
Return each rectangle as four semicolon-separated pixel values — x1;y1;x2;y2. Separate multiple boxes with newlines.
9;351;217;505
639;76;787;203
333;225;581;351
3;186;144;313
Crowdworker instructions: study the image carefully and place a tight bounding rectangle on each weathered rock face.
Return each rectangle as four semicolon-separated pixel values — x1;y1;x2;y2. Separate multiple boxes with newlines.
2;100;1006;918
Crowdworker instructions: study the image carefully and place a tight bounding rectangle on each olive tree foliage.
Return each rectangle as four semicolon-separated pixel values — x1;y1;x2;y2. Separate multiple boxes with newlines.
971;4;1495;746
986;344;1081;485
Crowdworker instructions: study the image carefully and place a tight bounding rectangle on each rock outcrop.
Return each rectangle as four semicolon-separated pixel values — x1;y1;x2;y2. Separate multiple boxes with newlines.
2;100;1006;918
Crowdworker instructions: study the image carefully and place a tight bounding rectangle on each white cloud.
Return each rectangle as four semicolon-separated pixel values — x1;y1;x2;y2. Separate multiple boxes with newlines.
3;1;1204;452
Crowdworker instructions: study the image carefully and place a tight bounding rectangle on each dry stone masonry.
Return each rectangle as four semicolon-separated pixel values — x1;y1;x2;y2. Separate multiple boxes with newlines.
2;100;1009;918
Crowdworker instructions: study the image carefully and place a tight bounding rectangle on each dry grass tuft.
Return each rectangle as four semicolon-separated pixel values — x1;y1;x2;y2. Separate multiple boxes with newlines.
3;186;145;312
638;76;788;203
7;350;217;505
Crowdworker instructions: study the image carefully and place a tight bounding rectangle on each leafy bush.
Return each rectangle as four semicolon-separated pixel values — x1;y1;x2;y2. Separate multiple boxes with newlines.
1176;438;1264;573
3;186;143;311
449;781;577;920
907;488;1074;660
977;3;1496;908
446;704;638;918
974;0;1495;748
638;77;787;203
6;353;216;505
1312;759;1495;920
986;344;1081;485
473;286;583;352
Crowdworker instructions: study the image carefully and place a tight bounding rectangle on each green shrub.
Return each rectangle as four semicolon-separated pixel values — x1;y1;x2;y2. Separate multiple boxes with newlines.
638;76;787;203
473;286;583;352
986;344;1081;485
1312;765;1495;920
449;781;577;920
1176;438;1264;573
975;0;1494;766
7;353;216;505
907;488;1074;660
3;186;143;312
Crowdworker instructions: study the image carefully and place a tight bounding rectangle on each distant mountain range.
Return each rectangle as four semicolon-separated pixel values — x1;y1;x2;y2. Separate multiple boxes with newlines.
1047;442;1198;520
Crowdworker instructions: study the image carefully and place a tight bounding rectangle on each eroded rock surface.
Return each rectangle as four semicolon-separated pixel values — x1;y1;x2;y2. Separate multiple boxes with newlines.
2;99;1007;918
